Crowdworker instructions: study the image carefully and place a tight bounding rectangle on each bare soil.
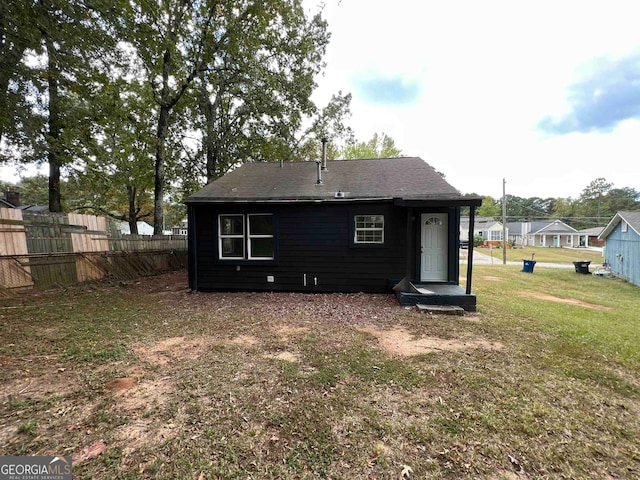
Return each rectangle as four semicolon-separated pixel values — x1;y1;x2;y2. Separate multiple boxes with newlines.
516;290;613;310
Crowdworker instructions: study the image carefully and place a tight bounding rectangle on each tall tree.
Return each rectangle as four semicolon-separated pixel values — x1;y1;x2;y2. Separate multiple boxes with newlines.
0;1;37;146
476;196;500;218
604;187;639;214
194;1;329;183
4;0;117;212
293;91;354;162
578;177;613;226
340;132;402;159
68;78;156;234
121;0;233;233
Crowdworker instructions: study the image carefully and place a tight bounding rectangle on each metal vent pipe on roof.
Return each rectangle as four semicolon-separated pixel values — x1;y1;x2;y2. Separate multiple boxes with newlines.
316;159;323;184
321;137;328;171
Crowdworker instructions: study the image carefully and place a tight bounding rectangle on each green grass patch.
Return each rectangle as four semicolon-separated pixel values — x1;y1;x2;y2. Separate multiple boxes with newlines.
474;245;604;263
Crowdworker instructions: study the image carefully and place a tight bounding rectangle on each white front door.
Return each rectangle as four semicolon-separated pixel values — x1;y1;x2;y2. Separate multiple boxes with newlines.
420;213;448;282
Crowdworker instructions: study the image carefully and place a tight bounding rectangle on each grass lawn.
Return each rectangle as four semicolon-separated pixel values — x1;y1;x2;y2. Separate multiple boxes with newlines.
473;246;604;264
1;268;638;479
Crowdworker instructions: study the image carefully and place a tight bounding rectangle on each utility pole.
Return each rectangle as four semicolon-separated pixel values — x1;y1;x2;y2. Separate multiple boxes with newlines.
502;178;507;265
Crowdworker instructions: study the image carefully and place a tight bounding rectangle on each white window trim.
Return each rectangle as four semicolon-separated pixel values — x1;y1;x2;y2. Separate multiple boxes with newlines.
218;214;245;260
218;214;275;260
622;220;628;233
247;214;275;260
354;215;385;244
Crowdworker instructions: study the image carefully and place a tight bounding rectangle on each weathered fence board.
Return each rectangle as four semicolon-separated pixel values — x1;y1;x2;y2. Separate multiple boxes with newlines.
0;209;33;289
0;208;187;293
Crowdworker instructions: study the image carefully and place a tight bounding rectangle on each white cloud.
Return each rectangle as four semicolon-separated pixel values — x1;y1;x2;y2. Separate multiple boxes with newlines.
307;0;640;199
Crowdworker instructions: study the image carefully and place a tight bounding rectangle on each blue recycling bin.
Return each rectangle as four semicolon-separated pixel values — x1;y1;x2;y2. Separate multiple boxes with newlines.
522;259;536;273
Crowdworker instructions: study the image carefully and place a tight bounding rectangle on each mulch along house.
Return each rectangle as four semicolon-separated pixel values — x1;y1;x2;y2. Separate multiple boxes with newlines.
186;156;483;310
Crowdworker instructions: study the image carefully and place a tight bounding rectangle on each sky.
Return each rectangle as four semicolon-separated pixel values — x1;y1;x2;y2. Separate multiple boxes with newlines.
304;0;640;200
3;1;639;202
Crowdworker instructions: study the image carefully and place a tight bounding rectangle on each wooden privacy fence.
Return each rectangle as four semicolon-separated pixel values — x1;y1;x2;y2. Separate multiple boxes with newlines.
0;208;187;294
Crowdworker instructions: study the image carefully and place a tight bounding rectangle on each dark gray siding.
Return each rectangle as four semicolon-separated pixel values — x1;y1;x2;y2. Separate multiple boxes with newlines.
190;202;409;293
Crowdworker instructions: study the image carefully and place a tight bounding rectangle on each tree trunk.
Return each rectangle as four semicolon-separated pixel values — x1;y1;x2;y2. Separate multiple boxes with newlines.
127;184;138;235
45;37;62;213
153;48;173;235
153;106;168;234
200;80;225;184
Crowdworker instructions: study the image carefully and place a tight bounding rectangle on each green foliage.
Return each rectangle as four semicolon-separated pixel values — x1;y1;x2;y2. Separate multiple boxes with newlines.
503;178;639;230
340;132;402;159
1;0;121;211
17;420;37;435
476;196;501;218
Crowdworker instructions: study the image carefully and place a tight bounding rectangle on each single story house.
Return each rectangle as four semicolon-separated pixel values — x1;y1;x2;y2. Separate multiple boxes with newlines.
598;211;640;287
460;216;507;247
186;157;482;310
507;219;578;247
575;227;605;248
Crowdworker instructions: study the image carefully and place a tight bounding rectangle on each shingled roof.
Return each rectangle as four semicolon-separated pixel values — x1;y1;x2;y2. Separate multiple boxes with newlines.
187;157;479;204
599;210;640;238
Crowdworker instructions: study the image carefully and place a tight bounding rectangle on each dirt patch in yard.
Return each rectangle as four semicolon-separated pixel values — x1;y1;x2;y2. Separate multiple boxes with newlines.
516;291;613;311
134;336;206;366
134;334;260;367
272;324;311;340
356;325;503;356
480;275;503;282
105;377;137;393
265;351;300;363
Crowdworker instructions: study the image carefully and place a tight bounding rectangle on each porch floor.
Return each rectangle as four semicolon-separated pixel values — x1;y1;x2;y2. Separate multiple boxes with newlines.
395;284;476;312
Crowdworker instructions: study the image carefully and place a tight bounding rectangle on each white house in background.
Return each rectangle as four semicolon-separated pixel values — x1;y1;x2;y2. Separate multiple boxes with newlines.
172;219;188;236
114;221;154;235
460;217;507;247
507;219;579;247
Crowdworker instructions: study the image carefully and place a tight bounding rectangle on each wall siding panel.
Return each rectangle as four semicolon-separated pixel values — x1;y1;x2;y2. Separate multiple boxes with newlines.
192;202;414;293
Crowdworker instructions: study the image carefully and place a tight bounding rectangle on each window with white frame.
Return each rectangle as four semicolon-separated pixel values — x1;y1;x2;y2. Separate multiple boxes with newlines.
489;230;503;241
218;214;274;260
219;215;245;259
622;220;628;233
248;214;274;259
354;215;384;244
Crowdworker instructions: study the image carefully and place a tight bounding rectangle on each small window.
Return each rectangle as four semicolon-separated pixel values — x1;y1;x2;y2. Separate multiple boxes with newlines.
354;215;384;244
621;220;628;233
425;216;443;226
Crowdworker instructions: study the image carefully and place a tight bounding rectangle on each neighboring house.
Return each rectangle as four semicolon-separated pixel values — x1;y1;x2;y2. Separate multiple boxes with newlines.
172;220;188;236
575;227;605;248
186;157;482;310
115;221;154;235
460;216;507;247
507;219;578;247
598;211;640;287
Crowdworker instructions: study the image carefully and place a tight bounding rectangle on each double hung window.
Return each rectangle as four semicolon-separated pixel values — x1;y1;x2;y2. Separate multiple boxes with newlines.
354;215;384;244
